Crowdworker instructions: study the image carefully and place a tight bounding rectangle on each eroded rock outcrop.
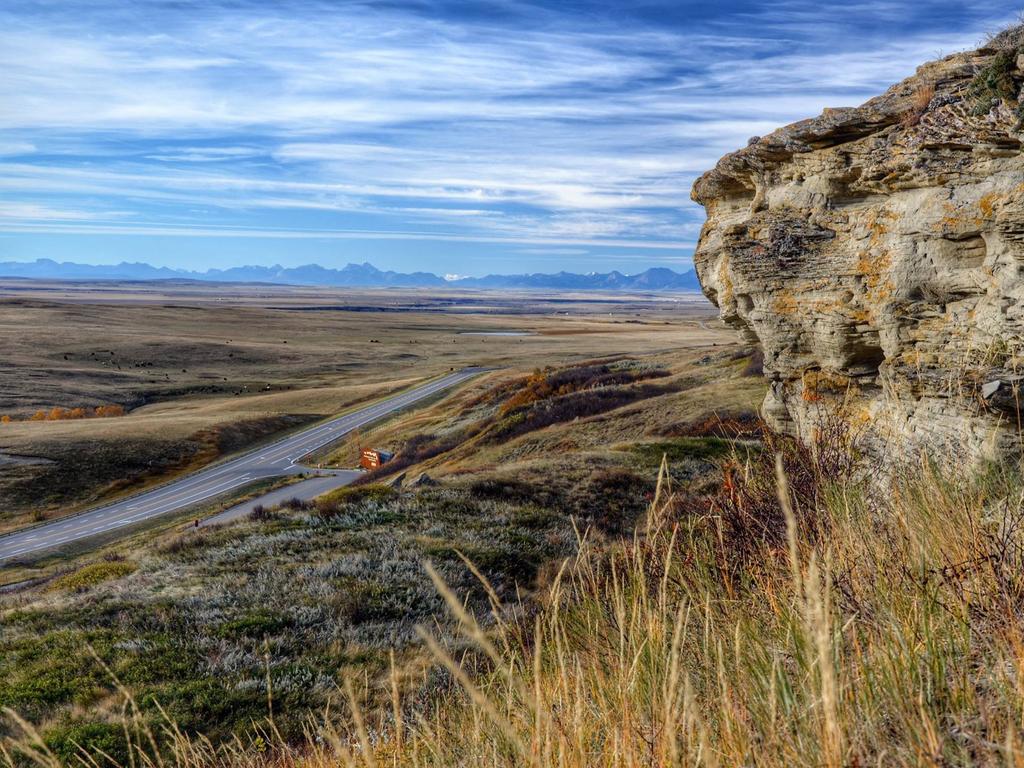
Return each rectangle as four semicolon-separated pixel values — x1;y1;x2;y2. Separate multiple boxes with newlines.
692;27;1024;466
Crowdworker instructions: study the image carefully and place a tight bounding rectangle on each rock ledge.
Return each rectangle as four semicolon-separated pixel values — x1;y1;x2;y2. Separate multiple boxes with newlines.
691;29;1024;465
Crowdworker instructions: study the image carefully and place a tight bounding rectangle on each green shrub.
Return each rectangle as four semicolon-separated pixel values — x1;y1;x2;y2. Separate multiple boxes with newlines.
317;483;396;510
113;640;201;686
510;506;561;529
215;610;290;640
48;560;137;592
630;437;735;466
0;633;110;720
148;678;264;735
338;579;414;624
969;46;1024;122
44;721;129;766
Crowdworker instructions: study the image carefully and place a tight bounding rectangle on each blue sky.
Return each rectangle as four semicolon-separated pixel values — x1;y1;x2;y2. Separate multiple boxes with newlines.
0;1;1019;276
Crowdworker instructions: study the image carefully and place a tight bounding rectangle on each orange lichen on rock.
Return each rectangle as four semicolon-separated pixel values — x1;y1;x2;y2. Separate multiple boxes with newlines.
978;193;1000;219
771;292;800;317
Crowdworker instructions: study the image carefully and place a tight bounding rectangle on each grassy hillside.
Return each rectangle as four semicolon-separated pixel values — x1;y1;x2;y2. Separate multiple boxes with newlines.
8;355;1024;765
0;347;764;763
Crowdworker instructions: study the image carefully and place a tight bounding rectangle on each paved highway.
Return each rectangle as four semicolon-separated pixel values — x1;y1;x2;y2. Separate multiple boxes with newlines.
0;368;485;563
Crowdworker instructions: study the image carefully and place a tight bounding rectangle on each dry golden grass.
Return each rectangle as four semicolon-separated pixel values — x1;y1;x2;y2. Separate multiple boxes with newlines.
901;81;936;128
7;451;1024;767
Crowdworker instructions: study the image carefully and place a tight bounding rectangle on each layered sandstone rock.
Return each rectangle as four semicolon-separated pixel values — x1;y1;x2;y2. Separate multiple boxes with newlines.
692;27;1024;465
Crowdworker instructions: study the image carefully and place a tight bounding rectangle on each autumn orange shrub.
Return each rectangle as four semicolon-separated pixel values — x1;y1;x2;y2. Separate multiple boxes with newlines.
2;404;127;423
498;363;666;416
500;369;552;414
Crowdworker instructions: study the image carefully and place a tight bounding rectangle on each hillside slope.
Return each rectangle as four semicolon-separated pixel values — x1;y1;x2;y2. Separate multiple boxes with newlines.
0;347;763;756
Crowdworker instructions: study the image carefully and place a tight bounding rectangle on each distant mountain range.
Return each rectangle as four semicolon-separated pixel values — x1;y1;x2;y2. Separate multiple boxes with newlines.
0;259;702;292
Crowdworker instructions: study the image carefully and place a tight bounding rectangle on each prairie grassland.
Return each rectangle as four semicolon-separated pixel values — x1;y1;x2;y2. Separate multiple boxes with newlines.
6;424;1024;766
0;284;726;526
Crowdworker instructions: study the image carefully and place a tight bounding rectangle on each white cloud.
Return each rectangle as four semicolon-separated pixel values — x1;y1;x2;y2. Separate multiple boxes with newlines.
519;248;590;256
0;0;1017;258
0;202;122;221
0;141;35;156
145;146;262;162
0;219;695;249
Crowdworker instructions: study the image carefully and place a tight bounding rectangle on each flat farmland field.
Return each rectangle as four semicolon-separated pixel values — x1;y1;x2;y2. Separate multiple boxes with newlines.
0;279;729;529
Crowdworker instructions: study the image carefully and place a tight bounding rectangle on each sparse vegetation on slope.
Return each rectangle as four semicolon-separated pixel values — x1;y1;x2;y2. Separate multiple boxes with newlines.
969;41;1024;121
0;347;761;762
9;425;1024;766
0;483;575;752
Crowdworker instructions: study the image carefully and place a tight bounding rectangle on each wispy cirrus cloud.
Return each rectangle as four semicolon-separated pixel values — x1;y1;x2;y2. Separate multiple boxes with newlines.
0;220;692;251
0;0;1019;274
0;202;125;221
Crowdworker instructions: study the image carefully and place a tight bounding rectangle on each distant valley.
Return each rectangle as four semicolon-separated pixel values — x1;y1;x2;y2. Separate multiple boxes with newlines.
0;259;701;292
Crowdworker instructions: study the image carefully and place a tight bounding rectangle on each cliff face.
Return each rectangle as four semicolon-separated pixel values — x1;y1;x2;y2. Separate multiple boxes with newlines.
692;28;1024;465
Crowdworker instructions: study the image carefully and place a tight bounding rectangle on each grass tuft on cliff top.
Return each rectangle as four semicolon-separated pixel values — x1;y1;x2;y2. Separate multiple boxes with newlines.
973;22;1024;122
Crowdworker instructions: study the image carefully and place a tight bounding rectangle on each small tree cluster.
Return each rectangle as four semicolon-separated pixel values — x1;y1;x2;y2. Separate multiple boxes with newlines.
1;404;126;424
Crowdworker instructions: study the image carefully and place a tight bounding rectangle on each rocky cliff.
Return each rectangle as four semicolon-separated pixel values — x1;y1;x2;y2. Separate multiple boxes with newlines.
692;26;1024;466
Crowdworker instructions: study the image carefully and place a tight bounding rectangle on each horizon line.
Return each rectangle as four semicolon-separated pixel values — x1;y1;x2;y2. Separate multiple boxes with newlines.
0;256;697;279
0;221;695;252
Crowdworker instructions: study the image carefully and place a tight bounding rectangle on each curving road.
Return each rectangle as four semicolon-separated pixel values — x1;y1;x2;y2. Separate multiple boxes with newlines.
0;368;485;564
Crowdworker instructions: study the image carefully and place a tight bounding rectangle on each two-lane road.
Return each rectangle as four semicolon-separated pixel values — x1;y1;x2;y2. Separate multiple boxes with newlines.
0;368;485;564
